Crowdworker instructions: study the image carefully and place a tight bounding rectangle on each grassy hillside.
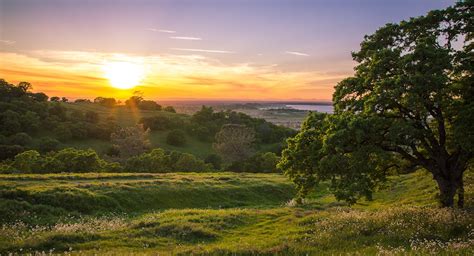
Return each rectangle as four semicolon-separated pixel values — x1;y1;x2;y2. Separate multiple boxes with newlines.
0;173;294;224
0;171;473;255
60;103;282;158
61;103;217;157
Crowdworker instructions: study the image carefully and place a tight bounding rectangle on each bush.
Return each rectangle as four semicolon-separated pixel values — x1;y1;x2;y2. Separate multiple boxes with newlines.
125;149;210;173
125;148;170;173
204;154;222;170
12;150;41;173
175;153;209;172
53;148;103;173
3;148;118;173
166;129;187;146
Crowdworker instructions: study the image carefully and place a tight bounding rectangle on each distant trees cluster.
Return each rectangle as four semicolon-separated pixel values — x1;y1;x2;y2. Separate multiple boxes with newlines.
0;78;290;174
0;80;118;160
140;106;296;145
125;96;161;110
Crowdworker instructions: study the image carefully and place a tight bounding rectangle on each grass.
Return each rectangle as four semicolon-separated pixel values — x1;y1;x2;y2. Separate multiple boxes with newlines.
0;170;473;255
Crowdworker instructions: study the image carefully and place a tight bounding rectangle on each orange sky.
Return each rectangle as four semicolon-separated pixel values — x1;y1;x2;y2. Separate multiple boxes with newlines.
0;50;350;101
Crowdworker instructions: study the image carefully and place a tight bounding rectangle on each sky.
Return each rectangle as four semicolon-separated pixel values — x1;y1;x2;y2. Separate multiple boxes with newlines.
0;0;455;101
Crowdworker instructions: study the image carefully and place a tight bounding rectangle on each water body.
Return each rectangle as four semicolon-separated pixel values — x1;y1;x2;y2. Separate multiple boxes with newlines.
286;104;334;113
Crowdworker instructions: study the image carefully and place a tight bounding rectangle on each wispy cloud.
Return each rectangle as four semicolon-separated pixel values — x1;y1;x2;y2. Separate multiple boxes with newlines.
0;50;349;100
146;28;176;33
170;48;233;54
170;36;202;41
285;51;309;56
0;40;16;45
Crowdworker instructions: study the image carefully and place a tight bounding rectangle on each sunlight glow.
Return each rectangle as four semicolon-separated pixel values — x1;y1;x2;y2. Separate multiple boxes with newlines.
103;61;145;89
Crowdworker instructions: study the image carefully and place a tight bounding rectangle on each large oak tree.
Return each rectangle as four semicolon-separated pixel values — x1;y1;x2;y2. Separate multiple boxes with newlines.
279;2;473;207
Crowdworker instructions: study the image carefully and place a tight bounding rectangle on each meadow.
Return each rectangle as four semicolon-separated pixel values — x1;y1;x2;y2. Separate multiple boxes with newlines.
1;170;472;255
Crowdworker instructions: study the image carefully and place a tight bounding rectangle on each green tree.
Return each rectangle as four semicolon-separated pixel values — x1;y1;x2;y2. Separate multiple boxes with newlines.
94;97;116;107
110;125;150;159
163;106;176;113
213;124;255;163
50;96;60;102
279;2;473;207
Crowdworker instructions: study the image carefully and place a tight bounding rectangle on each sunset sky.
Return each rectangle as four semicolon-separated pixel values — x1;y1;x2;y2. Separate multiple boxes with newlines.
0;0;454;101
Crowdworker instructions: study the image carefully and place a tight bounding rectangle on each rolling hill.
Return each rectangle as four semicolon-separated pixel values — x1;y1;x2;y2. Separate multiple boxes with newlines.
1;170;472;255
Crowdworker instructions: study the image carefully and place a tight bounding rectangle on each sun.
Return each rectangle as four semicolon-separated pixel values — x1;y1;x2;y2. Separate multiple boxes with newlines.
103;61;145;89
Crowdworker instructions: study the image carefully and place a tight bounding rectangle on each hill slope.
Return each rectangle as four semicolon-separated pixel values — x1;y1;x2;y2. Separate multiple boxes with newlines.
0;171;473;255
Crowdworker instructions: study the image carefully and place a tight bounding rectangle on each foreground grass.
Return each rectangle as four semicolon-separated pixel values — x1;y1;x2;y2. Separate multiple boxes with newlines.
0;171;473;255
0;173;294;225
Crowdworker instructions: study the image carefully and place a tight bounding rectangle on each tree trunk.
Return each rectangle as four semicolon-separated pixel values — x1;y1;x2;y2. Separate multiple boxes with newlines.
434;172;465;208
434;175;458;208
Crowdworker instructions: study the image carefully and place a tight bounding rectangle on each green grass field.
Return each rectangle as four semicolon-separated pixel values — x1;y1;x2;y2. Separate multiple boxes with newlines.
1;171;472;255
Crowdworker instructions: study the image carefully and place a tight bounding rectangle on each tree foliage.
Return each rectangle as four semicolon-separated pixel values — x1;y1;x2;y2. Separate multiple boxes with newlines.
213;124;255;163
125;148;210;172
110;125;151;160
279;2;473;207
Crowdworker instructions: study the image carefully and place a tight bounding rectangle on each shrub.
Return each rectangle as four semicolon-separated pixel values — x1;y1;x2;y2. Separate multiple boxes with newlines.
175;153;209;172
258;152;280;173
204;154;222;170
166;129;187;146
12;150;41;173
4;148;118;173
53;148;103;173
125;148;170;173
125;149;209;173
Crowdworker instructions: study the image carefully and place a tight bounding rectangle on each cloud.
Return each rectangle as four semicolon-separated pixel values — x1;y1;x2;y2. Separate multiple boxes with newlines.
146;28;176;33
285;51;309;56
0;50;349;100
170;36;202;41
170;48;234;54
0;40;16;45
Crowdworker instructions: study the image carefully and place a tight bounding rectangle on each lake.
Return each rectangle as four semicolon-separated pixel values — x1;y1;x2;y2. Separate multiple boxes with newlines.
286;104;334;113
